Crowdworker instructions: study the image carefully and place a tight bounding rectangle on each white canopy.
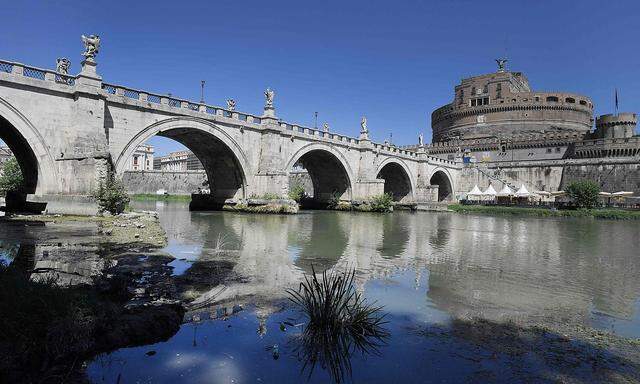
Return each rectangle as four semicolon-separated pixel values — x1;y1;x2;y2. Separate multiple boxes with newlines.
612;191;634;196
497;185;514;197
515;185;532;197
599;191;612;197
467;185;483;196
551;190;566;196
534;190;551;197
483;185;497;195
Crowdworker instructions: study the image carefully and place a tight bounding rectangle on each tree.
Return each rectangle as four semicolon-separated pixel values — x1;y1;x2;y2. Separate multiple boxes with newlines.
93;175;130;215
566;180;600;209
0;157;24;197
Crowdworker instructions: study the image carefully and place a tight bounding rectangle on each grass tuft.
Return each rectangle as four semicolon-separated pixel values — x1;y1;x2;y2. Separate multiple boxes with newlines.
287;267;388;382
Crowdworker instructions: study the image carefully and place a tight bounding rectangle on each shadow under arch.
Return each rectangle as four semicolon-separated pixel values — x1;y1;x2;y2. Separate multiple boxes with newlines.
115;117;249;203
0;97;58;196
430;169;454;202
375;159;415;202
286;143;355;207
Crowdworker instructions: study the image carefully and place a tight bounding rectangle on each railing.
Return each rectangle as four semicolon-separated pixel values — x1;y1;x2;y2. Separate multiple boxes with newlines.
0;59;76;87
0;59;434;156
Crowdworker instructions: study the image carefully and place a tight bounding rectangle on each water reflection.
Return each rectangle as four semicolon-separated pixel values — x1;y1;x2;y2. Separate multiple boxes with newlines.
133;200;640;336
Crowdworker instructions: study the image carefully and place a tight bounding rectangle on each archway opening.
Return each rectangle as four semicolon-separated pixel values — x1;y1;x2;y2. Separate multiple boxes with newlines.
121;128;246;210
0;116;40;213
376;162;412;203
288;149;351;209
430;170;453;202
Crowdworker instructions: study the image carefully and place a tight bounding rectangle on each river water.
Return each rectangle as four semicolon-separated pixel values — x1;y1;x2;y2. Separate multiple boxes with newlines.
87;201;640;383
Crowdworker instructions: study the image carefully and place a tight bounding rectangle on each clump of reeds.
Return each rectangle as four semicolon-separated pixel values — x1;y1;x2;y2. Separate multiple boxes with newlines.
287;266;388;383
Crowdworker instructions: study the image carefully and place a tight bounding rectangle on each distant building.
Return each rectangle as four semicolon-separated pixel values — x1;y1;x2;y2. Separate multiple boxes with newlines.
0;146;12;167
127;144;154;171
154;150;204;171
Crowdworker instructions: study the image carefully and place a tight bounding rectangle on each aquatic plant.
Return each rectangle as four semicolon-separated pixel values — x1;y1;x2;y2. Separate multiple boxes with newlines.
287;267;389;382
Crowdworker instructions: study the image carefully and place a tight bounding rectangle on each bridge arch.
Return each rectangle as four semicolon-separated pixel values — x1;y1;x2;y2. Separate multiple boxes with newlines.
116;117;250;201
429;167;454;202
375;158;415;202
0;97;58;195
285;143;355;203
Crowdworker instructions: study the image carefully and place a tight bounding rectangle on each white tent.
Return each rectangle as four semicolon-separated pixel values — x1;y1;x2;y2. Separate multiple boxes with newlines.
599;191;612;197
497;185;514;197
534;190;551;197
515;185;532;198
482;185;497;201
466;185;483;200
612;191;633;197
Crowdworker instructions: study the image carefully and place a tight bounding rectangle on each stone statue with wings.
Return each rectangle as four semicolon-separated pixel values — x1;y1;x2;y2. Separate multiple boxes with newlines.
81;34;101;60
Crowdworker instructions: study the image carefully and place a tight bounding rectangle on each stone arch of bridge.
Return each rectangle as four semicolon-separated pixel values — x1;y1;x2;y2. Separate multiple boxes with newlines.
116;117;250;201
285;143;355;203
375;158;415;202
429;167;455;202
0;96;58;195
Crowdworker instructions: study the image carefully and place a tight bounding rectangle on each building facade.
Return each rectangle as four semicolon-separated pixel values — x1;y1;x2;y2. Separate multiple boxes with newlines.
0;146;12;167
154;150;204;171
126;144;154;171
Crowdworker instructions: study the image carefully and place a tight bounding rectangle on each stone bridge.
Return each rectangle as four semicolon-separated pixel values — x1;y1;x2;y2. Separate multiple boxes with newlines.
0;54;460;214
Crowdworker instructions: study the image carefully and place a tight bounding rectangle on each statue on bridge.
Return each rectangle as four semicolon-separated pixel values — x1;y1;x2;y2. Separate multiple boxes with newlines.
56;58;70;74
360;116;369;140
418;132;424;147
264;88;275;108
323;122;330;132
226;99;236;111
81;34;101;61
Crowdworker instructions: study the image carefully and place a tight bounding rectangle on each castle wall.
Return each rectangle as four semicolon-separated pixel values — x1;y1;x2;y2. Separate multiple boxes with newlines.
122;170;207;195
458;158;640;197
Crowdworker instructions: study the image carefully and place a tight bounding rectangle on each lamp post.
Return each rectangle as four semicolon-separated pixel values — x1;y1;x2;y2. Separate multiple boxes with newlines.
200;80;205;104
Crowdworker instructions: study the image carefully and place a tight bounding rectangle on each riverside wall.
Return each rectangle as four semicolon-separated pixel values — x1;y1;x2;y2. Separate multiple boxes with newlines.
122;170;207;195
458;158;640;196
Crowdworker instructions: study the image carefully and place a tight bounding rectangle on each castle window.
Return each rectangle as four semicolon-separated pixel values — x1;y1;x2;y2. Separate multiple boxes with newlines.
546;148;552;153
565;97;575;103
470;97;490;107
535;96;540;102
546;96;559;102
496;83;502;98
483;84;488;94
458;89;464;105
471;87;476;95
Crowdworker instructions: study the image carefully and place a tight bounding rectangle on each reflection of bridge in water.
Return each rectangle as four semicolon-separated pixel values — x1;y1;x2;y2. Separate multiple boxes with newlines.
147;202;640;328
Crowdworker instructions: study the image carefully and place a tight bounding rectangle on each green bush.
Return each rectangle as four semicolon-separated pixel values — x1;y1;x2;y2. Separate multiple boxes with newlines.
369;193;394;213
260;193;281;200
93;175;130;215
288;184;306;203
0;157;24;197
566;180;600;209
327;192;342;209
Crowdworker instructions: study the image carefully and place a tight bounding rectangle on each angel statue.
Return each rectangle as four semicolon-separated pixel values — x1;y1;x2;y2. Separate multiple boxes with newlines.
418;132;424;146
264;88;275;108
495;57;507;72
226;99;236;111
360;116;368;134
56;58;70;74
323;122;330;132
81;34;101;60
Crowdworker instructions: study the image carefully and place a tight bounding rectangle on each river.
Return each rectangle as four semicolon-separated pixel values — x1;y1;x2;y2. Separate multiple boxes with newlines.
86;201;640;383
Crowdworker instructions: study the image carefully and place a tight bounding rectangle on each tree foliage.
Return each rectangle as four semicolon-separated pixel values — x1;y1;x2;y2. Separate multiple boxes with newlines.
566;180;600;209
93;175;130;215
370;193;394;212
0;157;24;197
288;184;307;203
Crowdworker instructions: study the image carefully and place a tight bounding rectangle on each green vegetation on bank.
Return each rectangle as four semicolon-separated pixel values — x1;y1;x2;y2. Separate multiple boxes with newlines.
448;204;640;220
566;180;600;209
130;193;192;202
93;176;130;214
0;157;24;197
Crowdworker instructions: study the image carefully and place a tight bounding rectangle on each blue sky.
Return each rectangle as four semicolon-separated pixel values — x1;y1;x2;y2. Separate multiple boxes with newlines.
2;0;639;155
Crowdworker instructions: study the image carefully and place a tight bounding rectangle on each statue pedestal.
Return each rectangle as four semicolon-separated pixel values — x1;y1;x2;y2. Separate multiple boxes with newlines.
262;106;276;118
77;59;102;87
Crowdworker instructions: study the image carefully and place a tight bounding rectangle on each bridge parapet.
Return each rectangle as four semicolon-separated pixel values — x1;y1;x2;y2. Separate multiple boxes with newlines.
0;59;76;86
